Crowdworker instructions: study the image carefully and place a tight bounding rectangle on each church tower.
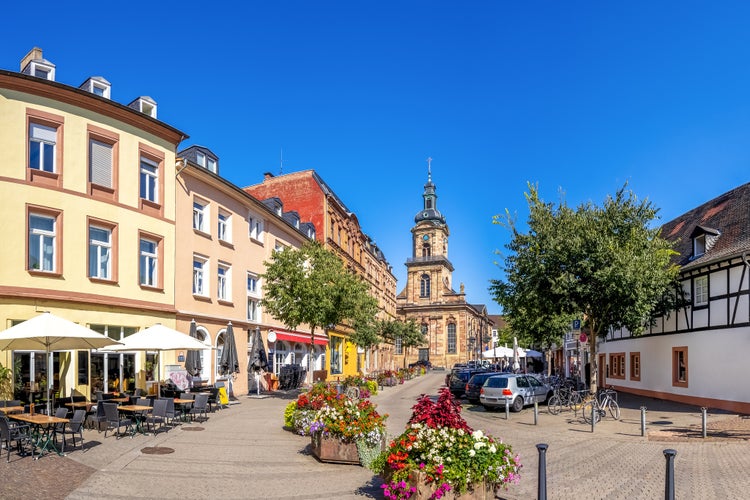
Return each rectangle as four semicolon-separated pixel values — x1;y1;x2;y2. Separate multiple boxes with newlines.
396;159;493;368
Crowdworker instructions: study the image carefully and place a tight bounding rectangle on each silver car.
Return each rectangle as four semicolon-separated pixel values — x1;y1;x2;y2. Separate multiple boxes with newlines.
479;374;553;412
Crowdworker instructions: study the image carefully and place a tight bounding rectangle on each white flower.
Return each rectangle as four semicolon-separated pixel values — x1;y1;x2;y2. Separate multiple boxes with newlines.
489;445;497;453
469;449;476;457
472;430;484;440
474;442;484;450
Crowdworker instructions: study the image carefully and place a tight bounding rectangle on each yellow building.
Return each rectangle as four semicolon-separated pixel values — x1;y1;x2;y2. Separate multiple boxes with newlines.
0;48;185;401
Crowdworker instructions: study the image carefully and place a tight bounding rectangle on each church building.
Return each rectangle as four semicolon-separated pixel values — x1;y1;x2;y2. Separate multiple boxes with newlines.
396;162;493;368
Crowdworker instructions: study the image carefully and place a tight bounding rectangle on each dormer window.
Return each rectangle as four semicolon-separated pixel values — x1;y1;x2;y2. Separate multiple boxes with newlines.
80;77;111;99
128;96;157;118
20;48;56;81
690;226;720;260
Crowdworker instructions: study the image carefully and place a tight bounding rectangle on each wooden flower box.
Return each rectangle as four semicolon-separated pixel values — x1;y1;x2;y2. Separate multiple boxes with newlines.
383;471;496;500
310;433;360;465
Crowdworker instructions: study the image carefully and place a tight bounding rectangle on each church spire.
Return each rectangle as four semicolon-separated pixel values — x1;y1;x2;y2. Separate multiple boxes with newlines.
414;157;446;225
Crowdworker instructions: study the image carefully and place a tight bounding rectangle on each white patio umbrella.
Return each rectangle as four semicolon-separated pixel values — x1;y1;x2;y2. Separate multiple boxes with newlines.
481;346;514;358
523;348;543;358
0;312;121;414
100;323;209;396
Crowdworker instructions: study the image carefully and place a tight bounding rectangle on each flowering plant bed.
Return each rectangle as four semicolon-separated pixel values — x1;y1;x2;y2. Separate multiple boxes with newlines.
285;383;388;466
371;388;521;499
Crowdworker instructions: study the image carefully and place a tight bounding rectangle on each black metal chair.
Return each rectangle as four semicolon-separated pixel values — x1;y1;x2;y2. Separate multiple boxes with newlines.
60;409;86;452
102;402;132;439
188;393;209;423
145;399;168;434
0;415;33;462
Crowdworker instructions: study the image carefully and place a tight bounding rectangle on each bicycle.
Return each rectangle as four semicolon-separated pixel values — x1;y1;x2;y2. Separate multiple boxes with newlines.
547;384;583;415
581;386;620;423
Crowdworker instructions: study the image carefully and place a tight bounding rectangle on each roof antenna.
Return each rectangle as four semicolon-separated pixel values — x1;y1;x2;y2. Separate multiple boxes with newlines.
280;148;284;175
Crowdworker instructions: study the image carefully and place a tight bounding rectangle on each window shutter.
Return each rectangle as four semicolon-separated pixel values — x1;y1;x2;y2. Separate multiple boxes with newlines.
89;140;113;187
30;124;56;143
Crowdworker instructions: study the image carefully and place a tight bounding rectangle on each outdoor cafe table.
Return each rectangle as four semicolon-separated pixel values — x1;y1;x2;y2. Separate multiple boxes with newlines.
117;405;152;435
0;406;24;415
8;413;69;457
108;397;130;404
65;401;94;412
173;398;194;422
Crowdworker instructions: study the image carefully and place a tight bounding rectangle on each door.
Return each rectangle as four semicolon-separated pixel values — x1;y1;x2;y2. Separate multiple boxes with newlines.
515;376;531;404
527;375;547;403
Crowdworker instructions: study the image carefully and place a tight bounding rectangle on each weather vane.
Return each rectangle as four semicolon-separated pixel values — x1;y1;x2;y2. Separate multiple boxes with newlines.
426;156;432;181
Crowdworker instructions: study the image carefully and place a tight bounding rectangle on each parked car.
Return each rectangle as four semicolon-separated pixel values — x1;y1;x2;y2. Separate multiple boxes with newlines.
479;374;554;412
448;368;488;398
464;372;498;404
445;363;467;386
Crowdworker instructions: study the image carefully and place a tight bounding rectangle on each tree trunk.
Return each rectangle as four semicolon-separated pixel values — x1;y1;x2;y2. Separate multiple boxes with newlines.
310;325;318;385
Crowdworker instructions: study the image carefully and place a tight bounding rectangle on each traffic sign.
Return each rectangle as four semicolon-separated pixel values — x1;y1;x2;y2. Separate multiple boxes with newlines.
573;319;581;331
579;332;587;343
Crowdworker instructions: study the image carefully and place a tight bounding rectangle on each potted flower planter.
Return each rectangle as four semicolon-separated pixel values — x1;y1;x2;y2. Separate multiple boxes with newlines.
408;472;495;500
310;433;360;465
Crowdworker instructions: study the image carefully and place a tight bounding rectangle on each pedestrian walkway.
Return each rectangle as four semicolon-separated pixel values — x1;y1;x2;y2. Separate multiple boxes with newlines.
1;373;747;499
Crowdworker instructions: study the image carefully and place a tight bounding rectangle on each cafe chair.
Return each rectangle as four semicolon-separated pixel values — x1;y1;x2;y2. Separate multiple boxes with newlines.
188;393;209;423
145;399;168;434
161;398;177;427
87;401;107;432
0;415;33;462
102;403;133;439
60;409;86;453
52;407;69;446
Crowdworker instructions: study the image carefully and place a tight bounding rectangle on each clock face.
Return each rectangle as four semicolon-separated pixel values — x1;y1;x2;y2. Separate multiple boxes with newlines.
422;234;429;241
423;211;428;218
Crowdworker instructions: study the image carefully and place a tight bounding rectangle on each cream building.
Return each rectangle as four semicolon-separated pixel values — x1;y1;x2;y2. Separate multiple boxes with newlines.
0;48;185;401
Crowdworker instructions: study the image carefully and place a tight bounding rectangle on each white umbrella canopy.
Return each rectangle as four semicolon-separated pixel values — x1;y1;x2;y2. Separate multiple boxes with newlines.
481;346;515;358
524;348;543;358
101;324;207;352
0;312;121;414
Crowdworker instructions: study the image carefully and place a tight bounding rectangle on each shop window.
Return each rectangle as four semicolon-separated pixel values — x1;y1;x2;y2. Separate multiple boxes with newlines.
330;336;343;375
609;353;625;379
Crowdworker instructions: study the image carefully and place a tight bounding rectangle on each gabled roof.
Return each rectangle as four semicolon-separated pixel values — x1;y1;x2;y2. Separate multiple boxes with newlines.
661;182;750;270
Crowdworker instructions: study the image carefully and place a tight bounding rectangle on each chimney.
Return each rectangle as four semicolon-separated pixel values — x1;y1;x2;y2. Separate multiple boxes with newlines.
20;47;44;72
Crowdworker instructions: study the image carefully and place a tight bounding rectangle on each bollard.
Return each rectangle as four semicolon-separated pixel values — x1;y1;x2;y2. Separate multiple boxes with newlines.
505;398;510;420
701;407;707;438
536;443;548;500
663;449;677;500
591;403;596;433
641;406;647;437
534;401;538;425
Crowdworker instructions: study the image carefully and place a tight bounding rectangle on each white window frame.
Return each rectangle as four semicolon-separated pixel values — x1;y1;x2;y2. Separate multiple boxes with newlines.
140;238;158;287
193;200;208;233
29;213;56;272
29;123;56;173
88;225;112;279
248;213;264;243
218;210;231;243
247;297;260;322
207;158;217;173
694;275;708;307
217;262;231;301
193;256;208;296
196;152;206;168
140;157;158;203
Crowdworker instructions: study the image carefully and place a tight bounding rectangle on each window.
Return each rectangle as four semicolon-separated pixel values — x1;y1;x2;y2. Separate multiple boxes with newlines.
420;274;431;298
630;352;641;381
193;256;208;296
196;152;205;167
139;157;158;203
694;276;708;307
247;272;259;295
395;336;402;355
247;298;260;322
422;242;431;257
217;263;230;302
447;323;456;354
139;237;159;287
89;139;113;188
28;212;57;272
88;225;112;280
248;213;264;242
693;234;706;258
609;353;625;379
207;158;217;173
672;347;688;388
218;211;231;243
193;200;207;233
29;123;56;173
330;336;343;375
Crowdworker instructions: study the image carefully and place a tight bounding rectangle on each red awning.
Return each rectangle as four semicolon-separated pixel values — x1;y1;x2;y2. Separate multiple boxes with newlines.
272;329;328;346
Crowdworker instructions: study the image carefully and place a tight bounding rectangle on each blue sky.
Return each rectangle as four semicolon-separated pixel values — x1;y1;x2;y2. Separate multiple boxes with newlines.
4;2;750;315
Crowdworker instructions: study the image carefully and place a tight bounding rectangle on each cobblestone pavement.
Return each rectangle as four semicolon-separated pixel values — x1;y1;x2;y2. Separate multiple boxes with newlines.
1;372;747;499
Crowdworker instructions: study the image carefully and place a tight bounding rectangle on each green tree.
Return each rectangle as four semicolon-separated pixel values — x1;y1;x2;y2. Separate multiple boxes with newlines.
376;318;424;368
490;184;683;392
261;240;376;380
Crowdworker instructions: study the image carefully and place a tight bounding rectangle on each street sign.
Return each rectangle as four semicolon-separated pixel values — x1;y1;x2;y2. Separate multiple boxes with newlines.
579;332;587;343
573;319;581;331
